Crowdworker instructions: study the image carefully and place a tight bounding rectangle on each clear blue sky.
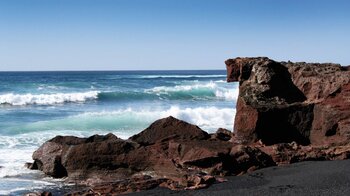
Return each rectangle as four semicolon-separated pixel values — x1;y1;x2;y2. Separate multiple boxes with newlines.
0;0;349;71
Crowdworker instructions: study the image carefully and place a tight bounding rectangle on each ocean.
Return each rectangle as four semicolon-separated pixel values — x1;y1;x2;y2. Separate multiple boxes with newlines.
0;70;238;195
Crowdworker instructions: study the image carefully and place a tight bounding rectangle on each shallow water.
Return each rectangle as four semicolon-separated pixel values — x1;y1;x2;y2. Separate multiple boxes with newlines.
0;70;238;195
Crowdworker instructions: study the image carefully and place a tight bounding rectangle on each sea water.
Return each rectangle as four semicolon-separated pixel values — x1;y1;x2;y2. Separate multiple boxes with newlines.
0;70;238;195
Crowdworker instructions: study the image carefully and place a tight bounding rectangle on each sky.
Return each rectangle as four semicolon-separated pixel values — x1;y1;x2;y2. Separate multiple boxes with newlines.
0;0;349;71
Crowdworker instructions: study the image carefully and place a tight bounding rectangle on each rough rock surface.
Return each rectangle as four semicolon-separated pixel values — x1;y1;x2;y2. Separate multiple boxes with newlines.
226;57;350;145
30;117;350;195
130;116;209;145
30;117;276;194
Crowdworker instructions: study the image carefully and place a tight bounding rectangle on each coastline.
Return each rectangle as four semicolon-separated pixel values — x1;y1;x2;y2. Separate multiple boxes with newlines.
3;57;350;195
18;57;350;195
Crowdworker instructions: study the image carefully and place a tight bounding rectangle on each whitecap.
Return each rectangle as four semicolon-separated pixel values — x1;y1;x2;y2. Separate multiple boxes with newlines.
0;91;100;106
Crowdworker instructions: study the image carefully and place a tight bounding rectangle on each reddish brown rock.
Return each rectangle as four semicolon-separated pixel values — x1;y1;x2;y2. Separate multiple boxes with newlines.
66;176;169;196
230;145;276;174
130;116;209;145
211;128;233;141
29;116;278;194
258;142;350;165
32;133;140;181
226;57;350;145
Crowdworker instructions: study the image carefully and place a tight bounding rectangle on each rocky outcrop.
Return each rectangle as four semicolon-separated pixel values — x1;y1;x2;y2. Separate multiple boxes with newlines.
226;57;350;145
30;117;276;194
29;115;350;195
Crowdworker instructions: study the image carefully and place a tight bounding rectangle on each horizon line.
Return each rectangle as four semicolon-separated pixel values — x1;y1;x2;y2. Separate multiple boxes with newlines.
0;68;226;72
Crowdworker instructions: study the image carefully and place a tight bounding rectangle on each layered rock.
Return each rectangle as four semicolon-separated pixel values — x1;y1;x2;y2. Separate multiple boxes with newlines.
226;57;350;145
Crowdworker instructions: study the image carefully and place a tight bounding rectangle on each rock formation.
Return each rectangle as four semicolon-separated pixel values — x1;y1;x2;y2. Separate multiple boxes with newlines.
30;116;275;193
27;57;350;195
226;57;350;145
29;117;350;195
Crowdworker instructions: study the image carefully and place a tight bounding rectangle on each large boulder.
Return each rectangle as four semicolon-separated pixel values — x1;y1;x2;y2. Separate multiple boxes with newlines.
129;116;209;145
32;133;140;181
226;57;350;145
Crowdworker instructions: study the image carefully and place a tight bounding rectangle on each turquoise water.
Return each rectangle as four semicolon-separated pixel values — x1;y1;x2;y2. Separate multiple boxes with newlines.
0;70;238;195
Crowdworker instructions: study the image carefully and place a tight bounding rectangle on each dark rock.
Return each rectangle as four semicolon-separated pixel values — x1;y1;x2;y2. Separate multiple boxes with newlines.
32;133;139;180
227;57;350;145
258;142;350;165
130;116;209;145
168;140;234;175
211;128;233;141
30;116;279;194
25;162;38;170
66;176;169;195
24;192;52;196
230;145;276;175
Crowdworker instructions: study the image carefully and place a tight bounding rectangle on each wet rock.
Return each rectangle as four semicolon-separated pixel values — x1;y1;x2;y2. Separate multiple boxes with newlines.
25;162;38;170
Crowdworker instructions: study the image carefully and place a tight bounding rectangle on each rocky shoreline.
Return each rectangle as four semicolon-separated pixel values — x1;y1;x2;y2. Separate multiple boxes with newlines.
26;57;350;195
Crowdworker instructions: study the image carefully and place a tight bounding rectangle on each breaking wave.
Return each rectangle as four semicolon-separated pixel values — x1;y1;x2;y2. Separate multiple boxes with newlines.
5;106;235;135
0;91;100;106
0;82;238;106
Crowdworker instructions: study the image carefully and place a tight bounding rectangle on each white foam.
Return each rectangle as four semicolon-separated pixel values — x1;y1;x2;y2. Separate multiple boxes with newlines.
25;106;236;133
146;81;238;100
0;147;39;178
147;81;216;92
215;88;239;100
159;106;235;130
0;106;235;181
0;91;100;106
0;178;58;195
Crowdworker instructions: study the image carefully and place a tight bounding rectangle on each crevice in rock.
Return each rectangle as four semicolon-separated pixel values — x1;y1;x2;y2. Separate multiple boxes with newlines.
325;123;338;136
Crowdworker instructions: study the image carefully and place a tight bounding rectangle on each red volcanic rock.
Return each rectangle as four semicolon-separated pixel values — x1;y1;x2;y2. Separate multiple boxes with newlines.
230;145;276;174
130;116;209;145
32;133;140;180
226;57;350;145
168;140;234;176
311;83;350;145
29;116;278;194
258;142;350;165
66;176;169;196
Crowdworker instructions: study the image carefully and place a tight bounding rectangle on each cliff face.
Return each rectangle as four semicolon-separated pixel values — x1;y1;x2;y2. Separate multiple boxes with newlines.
226;57;350;145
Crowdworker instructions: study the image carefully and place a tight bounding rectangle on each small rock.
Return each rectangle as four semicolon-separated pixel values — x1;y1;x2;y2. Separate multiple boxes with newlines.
25;162;38;170
212;128;233;141
24;191;52;196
